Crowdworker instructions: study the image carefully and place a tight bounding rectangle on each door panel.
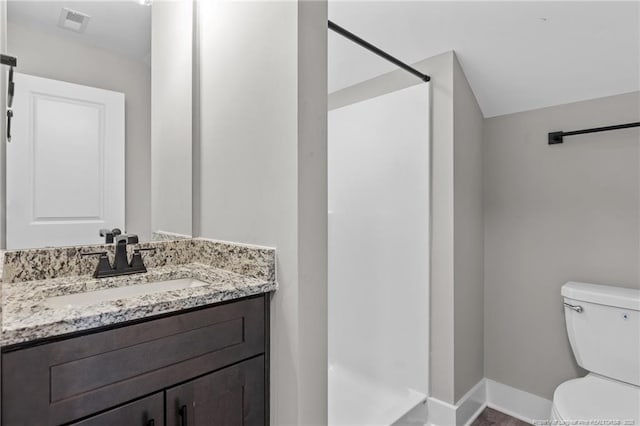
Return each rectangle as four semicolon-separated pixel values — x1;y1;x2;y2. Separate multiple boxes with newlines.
7;73;125;249
166;356;265;426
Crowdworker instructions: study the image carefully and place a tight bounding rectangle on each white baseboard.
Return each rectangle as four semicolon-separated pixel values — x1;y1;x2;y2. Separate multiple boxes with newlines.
427;396;456;426
394;400;429;426
427;379;486;426
485;379;552;424
426;378;552;426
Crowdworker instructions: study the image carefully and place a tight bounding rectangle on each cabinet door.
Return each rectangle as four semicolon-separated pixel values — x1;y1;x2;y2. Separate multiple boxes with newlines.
166;356;265;426
69;393;163;426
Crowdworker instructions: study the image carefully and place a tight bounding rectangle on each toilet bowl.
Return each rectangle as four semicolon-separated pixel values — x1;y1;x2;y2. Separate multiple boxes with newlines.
551;374;640;424
552;282;640;424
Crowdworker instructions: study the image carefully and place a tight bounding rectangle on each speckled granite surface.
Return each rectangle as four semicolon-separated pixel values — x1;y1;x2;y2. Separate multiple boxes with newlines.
2;238;275;283
194;239;276;282
0;249;5;280
1;239;277;346
2;240;193;283
3;263;276;346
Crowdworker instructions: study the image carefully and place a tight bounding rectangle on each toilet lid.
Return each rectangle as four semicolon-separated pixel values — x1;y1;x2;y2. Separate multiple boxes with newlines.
554;375;640;422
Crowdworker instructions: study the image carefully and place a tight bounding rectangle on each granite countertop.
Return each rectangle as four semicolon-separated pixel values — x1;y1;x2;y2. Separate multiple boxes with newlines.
2;262;277;347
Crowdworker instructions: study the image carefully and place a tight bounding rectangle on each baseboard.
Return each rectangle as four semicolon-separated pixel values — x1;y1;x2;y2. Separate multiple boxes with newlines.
427;396;456;426
394;400;429;426
427;379;486;426
485;379;552;424
427;379;552;426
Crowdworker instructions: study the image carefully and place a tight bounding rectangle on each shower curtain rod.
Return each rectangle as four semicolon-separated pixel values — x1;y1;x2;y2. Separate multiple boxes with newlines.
1;54;17;67
548;121;640;144
328;20;430;83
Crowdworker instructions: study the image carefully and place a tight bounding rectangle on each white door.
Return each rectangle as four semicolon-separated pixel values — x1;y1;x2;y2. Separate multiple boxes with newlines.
7;73;125;249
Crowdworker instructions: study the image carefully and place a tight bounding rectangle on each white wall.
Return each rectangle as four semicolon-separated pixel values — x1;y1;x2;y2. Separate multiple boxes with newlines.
197;1;327;424
484;91;640;400
7;21;151;240
328;83;430;394
151;0;192;237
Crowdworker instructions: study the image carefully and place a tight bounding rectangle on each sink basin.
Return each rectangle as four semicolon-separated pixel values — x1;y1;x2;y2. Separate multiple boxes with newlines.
44;278;208;309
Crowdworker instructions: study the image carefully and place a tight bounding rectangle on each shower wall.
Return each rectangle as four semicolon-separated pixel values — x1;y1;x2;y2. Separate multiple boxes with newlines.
328;83;430;395
329;52;486;405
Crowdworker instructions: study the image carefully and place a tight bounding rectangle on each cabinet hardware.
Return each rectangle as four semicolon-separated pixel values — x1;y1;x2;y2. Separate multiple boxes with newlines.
179;404;188;426
2;54;17;144
6;109;12;142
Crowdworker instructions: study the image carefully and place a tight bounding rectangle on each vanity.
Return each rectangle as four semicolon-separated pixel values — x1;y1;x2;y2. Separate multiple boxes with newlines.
0;238;277;426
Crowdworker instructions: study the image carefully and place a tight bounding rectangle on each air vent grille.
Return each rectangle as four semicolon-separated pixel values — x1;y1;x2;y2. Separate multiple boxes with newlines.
57;8;91;33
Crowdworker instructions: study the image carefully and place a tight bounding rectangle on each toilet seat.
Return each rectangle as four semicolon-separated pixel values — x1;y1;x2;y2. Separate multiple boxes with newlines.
552;374;640;423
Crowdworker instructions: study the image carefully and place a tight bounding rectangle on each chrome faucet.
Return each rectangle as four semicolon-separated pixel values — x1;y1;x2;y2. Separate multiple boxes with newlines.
82;234;155;278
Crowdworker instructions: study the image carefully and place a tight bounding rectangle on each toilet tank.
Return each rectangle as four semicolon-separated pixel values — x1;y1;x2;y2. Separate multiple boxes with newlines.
562;282;640;386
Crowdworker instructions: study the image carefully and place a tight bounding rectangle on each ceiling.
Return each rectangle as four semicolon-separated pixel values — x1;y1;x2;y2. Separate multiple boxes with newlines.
7;0;151;62
328;1;640;117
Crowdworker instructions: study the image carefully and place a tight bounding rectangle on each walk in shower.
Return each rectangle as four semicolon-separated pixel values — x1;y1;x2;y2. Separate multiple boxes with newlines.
328;21;431;426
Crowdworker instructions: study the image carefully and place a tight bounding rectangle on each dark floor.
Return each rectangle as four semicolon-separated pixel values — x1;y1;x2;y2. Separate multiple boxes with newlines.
471;407;531;426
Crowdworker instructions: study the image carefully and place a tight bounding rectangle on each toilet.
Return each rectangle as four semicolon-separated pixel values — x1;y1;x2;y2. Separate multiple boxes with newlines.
552;282;640;424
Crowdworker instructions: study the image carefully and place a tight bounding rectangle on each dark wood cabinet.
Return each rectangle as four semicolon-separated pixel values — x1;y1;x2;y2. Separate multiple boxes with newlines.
166;356;265;426
2;294;270;426
69;393;164;426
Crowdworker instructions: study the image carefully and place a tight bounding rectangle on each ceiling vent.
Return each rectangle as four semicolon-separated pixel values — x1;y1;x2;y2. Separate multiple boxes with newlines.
57;8;91;33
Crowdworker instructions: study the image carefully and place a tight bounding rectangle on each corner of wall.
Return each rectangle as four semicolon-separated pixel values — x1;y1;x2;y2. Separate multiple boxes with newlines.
425;50;456;405
451;52;484;120
451;52;485;403
297;0;328;424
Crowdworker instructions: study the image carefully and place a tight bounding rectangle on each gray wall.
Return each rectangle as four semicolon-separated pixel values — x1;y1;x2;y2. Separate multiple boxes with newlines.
484;91;640;400
452;55;485;402
1;0;6;249
297;1;329;422
197;1;327;424
151;0;192;237
0;4;6;421
7;21;151;240
330;51;485;405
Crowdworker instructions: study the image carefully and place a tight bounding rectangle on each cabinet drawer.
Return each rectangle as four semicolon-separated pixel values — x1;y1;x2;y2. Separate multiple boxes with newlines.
69;393;163;426
2;296;266;426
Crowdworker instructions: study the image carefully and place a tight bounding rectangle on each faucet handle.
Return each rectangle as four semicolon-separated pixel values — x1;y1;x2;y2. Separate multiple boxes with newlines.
135;247;157;253
115;234;139;245
129;246;154;273
80;251;113;278
99;228;122;244
81;250;108;257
